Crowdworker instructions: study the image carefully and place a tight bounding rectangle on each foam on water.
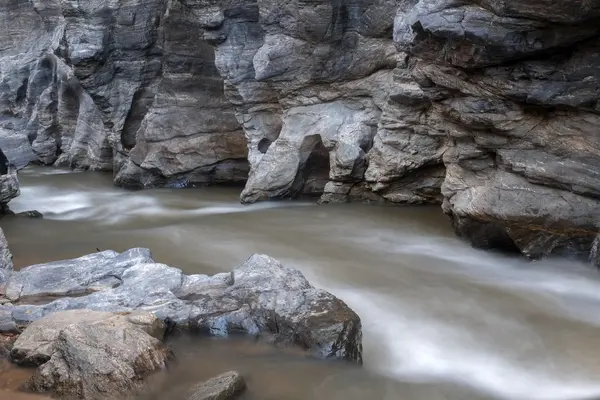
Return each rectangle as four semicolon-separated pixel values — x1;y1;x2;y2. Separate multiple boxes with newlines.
335;288;600;400
10;185;314;224
9;167;600;400
283;229;600;400
349;228;600;310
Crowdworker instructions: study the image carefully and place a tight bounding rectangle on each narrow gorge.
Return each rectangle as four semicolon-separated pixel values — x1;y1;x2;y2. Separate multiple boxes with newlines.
1;0;599;261
0;0;600;399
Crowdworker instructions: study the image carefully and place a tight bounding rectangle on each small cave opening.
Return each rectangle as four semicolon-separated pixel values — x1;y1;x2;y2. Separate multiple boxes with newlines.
0;148;8;175
257;138;272;154
121;88;153;151
15;77;29;106
293;134;330;198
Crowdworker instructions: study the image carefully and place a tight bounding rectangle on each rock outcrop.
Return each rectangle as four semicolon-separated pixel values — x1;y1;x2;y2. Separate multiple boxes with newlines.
0;0;248;187
391;0;600;259
1;0;598;260
11;310;170;399
0;249;362;363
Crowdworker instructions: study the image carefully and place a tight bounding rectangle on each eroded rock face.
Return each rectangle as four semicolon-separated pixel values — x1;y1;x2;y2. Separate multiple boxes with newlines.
1;0;598;260
392;0;600;259
0;249;363;363
11;310;170;399
211;0;401;203
0;0;248;187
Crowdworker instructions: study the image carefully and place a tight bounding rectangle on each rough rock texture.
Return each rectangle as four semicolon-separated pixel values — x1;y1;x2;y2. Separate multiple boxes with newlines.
390;0;600;259
1;0;598;260
0;249;362;363
185;371;246;400
0;149;19;214
0;229;12;290
216;0;401;203
11;310;169;399
0;0;248;187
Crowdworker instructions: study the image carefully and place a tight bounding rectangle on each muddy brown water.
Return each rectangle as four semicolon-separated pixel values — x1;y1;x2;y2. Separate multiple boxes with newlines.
3;166;600;400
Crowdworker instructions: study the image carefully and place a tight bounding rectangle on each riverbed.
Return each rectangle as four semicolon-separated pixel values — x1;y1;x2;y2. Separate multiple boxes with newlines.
3;166;600;400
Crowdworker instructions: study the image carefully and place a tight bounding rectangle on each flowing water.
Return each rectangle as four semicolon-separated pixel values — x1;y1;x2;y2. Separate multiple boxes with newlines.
3;166;600;400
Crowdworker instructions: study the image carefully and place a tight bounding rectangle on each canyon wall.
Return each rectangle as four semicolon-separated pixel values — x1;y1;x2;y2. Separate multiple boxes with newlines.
0;0;598;261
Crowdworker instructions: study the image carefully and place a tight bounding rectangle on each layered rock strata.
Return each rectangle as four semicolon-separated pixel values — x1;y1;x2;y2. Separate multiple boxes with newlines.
0;0;248;187
392;0;600;259
0;0;598;260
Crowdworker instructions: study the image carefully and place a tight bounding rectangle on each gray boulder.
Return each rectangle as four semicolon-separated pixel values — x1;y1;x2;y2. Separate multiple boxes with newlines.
11;310;169;399
1;249;362;363
185;371;246;400
4;248;154;301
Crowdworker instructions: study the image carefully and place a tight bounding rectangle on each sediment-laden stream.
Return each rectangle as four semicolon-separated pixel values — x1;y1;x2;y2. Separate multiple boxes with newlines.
3;167;600;400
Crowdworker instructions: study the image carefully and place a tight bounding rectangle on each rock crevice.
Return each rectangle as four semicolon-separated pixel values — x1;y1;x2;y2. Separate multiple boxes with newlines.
1;0;598;260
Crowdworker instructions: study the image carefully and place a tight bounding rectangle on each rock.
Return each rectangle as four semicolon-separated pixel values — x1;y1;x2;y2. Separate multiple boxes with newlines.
12;310;170;399
14;210;43;219
4;248;154;301
391;0;600;260
590;235;600;269
0;249;362;363
0;0;248;187
0;228;13;291
1;0;597;261
0;165;19;213
185;371;246;400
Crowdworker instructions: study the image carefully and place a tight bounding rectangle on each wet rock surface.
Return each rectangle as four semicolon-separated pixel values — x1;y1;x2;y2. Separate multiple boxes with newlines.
0;249;363;364
11;310;170;399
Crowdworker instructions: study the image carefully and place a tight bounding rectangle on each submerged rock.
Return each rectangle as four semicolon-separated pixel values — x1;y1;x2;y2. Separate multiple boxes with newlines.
185;371;246;400
14;211;43;219
1;249;363;363
11;310;169;399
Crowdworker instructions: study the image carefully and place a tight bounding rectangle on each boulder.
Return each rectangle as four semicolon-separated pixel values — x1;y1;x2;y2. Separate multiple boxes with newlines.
4;248;154;301
185;371;246;400
11;310;169;399
1;249;362;363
